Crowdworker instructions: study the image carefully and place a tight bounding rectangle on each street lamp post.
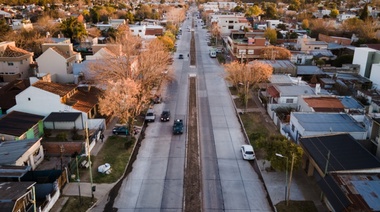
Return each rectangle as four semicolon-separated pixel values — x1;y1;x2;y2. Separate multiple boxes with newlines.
275;153;288;203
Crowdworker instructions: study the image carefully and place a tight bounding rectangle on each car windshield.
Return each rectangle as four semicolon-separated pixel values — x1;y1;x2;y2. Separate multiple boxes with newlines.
147;113;154;116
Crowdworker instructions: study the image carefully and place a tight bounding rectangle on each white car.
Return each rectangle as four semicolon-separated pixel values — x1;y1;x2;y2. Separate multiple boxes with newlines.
145;109;156;122
241;145;255;160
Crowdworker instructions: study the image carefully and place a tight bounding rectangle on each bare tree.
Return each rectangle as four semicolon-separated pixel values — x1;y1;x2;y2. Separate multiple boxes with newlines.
225;61;273;111
260;46;291;60
88;36;171;131
165;7;186;27
210;22;221;45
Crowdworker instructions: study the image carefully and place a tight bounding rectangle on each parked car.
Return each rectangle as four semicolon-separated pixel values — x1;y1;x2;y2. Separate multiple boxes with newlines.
160;109;171;122
241;145;255;160
173;119;184;134
145;109;156;122
179;54;184;59
112;126;129;135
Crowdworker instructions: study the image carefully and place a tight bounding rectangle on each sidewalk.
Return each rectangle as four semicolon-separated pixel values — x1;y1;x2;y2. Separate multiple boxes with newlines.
50;117;121;212
258;160;328;211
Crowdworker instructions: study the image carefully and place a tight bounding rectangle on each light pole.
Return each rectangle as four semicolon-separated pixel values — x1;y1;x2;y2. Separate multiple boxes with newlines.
275;153;288;203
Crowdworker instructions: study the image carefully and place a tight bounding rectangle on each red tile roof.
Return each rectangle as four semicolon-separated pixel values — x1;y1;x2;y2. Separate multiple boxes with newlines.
304;97;345;112
1;45;33;57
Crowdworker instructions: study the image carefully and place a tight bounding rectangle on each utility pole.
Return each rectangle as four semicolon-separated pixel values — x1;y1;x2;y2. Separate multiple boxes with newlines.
60;145;65;170
75;156;82;205
85;123;94;200
287;153;295;206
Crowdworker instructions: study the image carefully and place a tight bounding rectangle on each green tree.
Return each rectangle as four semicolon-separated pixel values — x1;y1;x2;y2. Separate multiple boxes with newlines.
359;3;369;20
330;9;339;18
0;19;11;39
245;5;263;17
264;4;277;19
301;19;309;29
277;23;286;30
233;5;245;13
255;135;303;172
264;28;277;44
90;8;100;23
59;17;87;43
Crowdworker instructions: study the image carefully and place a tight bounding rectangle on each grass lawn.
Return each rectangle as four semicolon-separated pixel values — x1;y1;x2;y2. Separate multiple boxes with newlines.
240;112;270;138
90;135;135;183
276;200;318;212
61;196;96;212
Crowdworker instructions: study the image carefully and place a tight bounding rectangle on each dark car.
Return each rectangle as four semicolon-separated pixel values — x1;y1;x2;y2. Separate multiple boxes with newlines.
179;54;184;59
112;126;129;135
160;109;171;122
173;119;184;134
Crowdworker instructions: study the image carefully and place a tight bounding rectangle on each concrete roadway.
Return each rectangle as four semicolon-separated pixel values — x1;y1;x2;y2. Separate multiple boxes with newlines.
112;12;193;212
193;14;272;212
113;7;272;212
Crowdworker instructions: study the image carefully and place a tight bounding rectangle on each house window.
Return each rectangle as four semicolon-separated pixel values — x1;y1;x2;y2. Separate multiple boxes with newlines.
28;98;31;101
139;30;142;32
131;30;134;32
67;62;69;67
291;124;295;132
286;99;294;103
314;47;320;49
228;25;233;29
229;20;233;23
20;60;23;64
7;62;13;66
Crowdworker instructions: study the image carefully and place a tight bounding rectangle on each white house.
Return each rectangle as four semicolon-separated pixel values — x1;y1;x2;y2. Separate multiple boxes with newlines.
36;43;82;83
352;47;380;87
0;41;34;82
7;80;104;129
266;20;283;29
209;14;251;36
0;138;44;170
288;112;367;143
296;35;328;52
337;13;357;22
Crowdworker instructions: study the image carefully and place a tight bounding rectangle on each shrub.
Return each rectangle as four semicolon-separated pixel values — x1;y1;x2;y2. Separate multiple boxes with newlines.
56;133;68;141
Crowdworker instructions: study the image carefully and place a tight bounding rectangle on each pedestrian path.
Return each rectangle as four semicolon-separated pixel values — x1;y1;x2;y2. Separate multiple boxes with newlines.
257;157;327;211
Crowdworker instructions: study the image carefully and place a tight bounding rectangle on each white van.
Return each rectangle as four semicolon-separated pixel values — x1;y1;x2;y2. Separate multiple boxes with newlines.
209;50;216;58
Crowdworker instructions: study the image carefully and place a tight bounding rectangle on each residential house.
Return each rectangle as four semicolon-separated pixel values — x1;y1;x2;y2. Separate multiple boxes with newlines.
0;181;36;212
209;14;251;36
218;2;237;10
129;25;164;38
370;117;380;158
266;20;283;29
296;65;324;79
259;60;297;76
296;35;328;52
0;41;34;82
0;111;44;141
337;13;357;22
35;43;82;83
225;30;267;61
11;19;33;31
0;138;44;170
109;18;126;28
297;96;345;112
0;80;30;114
7;80;104;129
352;47;380;87
318;34;352;46
300;134;380;211
267;84;317;105
201;2;219;12
287;112;367;142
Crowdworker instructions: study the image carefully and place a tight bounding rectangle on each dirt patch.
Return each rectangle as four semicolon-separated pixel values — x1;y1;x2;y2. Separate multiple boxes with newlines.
184;76;201;211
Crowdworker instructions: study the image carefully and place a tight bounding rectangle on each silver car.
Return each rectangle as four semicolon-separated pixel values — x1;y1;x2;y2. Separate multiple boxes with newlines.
145;109;156;122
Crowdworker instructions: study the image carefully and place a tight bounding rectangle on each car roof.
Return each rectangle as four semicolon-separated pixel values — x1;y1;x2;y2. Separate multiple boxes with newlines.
147;109;154;112
242;145;254;151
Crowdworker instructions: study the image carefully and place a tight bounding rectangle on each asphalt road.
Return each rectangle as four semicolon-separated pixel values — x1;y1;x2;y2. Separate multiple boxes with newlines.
113;6;272;211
